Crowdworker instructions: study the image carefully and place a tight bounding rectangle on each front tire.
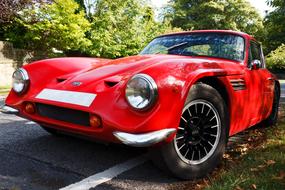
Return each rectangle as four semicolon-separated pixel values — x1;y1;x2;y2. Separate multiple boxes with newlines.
151;83;229;179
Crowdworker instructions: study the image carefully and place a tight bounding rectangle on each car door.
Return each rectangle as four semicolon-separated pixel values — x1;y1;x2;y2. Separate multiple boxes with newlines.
256;45;275;119
245;41;268;126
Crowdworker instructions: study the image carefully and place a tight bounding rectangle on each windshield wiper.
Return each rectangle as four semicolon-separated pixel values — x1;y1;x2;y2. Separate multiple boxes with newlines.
155;42;188;54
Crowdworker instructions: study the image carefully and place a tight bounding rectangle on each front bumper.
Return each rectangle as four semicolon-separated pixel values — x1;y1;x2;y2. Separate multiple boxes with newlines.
0;105;19;114
2;103;177;146
113;128;176;147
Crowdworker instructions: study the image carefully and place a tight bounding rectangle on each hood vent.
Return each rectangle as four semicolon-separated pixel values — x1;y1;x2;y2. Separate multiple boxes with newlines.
104;81;119;87
56;77;67;83
230;79;246;91
104;76;122;88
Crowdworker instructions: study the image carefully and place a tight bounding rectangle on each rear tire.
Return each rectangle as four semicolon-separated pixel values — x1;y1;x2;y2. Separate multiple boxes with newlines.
264;84;280;126
151;83;229;180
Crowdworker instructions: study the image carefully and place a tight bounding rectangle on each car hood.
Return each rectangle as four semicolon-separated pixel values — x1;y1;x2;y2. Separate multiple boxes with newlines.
35;54;241;94
63;55;180;83
62;54;238;79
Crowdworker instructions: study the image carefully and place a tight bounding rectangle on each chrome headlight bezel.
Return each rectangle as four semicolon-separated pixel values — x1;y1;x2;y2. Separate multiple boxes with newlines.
125;74;158;111
12;68;30;94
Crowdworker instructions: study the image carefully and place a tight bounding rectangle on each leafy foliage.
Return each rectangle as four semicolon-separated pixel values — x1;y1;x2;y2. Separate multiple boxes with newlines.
3;0;284;61
165;0;263;38
0;0;50;40
266;44;285;71
87;0;173;58
6;0;91;56
4;0;174;58
0;0;49;24
263;0;285;54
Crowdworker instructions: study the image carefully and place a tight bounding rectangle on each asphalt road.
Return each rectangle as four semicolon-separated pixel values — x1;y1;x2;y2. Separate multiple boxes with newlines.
0;83;284;190
0;98;181;190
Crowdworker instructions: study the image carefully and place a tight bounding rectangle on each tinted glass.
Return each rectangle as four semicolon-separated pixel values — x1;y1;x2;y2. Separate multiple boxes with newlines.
250;42;262;61
140;33;245;61
249;41;264;68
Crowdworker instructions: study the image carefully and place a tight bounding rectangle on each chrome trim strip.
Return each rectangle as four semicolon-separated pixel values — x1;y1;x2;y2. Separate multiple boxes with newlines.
126;73;158;111
12;68;30;94
113;128;176;147
19;68;30;81
0;105;19;114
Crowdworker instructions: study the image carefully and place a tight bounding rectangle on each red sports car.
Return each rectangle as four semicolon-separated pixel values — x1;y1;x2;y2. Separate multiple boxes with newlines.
1;30;280;179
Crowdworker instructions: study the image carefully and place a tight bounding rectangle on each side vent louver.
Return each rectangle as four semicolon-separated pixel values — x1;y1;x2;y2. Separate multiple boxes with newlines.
230;79;246;91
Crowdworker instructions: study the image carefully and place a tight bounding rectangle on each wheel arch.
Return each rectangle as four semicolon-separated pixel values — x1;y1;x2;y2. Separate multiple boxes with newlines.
196;77;230;109
189;76;231;138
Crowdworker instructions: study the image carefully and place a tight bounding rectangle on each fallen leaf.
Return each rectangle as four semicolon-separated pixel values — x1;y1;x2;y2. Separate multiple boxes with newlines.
272;171;285;180
251;184;257;189
250;168;259;172
266;160;276;165
257;164;266;169
235;186;244;190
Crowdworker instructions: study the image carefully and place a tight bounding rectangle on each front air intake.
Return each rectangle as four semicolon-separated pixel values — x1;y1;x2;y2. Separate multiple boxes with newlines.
36;103;91;127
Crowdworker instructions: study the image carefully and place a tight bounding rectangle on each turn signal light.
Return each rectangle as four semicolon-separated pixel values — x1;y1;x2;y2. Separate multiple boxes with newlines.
25;102;35;114
90;114;102;128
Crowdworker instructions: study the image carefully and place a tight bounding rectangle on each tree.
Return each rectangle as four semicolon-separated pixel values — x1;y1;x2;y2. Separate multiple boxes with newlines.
263;0;285;54
4;0;175;59
6;0;91;56
0;0;49;40
87;0;172;58
165;0;263;37
266;44;285;71
1;0;33;23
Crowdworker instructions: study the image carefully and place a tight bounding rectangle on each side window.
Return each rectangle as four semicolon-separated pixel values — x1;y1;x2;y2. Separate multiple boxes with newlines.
249;41;264;68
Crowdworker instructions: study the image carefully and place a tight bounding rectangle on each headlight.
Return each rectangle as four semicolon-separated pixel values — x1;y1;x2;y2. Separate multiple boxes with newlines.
126;74;158;111
12;68;29;94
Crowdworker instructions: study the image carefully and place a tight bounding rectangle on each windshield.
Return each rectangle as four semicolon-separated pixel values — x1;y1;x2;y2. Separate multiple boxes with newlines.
140;33;245;62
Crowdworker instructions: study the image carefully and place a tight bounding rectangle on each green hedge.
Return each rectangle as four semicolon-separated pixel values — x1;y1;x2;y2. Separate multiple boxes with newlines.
266;44;285;71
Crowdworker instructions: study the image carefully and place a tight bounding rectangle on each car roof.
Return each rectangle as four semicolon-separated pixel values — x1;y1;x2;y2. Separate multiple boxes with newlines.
158;30;255;41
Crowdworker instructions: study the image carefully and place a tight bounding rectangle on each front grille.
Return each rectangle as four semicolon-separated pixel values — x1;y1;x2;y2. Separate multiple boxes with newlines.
36;103;90;127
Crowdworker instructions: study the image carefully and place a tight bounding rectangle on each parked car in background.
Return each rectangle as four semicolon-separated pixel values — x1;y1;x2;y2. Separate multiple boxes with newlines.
1;30;280;179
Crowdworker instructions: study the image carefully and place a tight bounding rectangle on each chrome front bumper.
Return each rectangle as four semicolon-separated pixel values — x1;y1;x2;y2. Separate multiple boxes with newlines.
113;128;176;147
0;105;19;114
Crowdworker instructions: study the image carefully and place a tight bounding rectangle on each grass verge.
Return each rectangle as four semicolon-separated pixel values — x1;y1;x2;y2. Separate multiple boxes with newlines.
0;86;10;96
170;106;285;190
206;107;285;190
206;124;285;190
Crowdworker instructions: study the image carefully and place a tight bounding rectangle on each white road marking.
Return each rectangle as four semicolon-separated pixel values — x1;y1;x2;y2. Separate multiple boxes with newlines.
25;121;36;125
60;155;148;190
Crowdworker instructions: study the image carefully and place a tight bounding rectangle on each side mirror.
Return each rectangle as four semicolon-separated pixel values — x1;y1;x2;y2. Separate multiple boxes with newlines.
250;59;262;70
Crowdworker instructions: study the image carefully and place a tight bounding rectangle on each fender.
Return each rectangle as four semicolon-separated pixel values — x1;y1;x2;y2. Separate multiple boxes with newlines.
6;57;111;105
24;57;111;85
182;68;245;137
